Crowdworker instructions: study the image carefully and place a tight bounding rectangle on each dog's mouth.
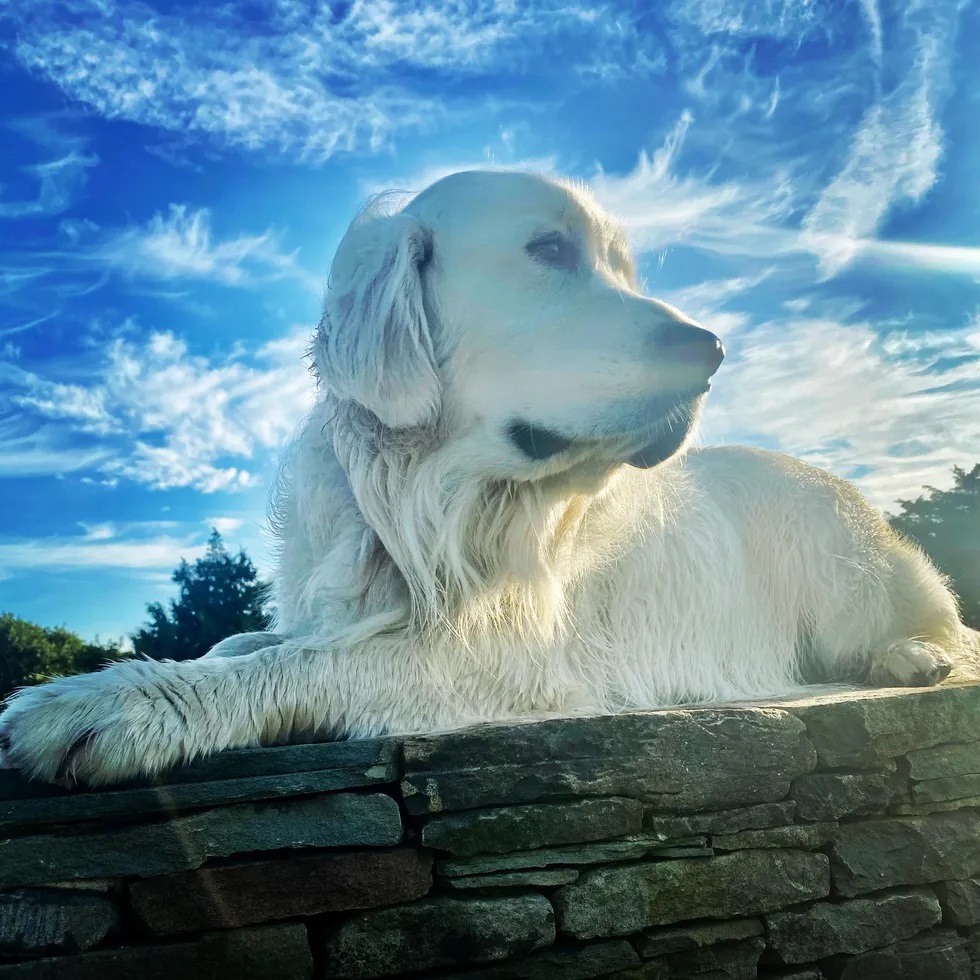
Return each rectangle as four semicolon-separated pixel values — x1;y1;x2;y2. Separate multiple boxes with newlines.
624;385;707;470
508;383;708;471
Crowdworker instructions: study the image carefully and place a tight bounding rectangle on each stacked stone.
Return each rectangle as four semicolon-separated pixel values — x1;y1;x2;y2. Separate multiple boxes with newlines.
1;685;980;979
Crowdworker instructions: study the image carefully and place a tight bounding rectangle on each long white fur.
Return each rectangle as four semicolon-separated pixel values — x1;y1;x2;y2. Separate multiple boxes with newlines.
1;170;977;787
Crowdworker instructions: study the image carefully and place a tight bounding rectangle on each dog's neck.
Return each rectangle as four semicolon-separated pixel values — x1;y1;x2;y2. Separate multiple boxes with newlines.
300;397;618;645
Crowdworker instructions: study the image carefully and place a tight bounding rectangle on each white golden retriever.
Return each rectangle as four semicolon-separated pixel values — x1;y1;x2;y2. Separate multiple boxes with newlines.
2;170;978;787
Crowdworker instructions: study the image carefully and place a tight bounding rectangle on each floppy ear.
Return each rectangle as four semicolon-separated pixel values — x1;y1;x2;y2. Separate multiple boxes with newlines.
315;211;439;429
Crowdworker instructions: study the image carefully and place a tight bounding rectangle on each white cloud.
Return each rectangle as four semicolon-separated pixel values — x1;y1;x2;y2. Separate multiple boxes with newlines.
702;312;980;509
207;517;244;536
6;0;614;162
0;149;99;219
4;324;316;492
98;204;319;290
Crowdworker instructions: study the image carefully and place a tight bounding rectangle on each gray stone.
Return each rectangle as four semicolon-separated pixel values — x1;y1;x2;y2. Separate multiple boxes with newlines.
830;810;980;896
437;837;706;877
892;795;980;815
0;923;313;979
936;879;980;926
402;707;815;814
612;937;765;979
553;849;829;939
446;869;580;890
783;685;980;769
437;940;641;978
129;848;432;934
635;918;763;957
823;928;969;980
0;738;398;831
0;888;118;955
792;769;901;821
0;792;402;889
765;888;941;962
712;822;837;851
422;798;643;856
644;802;795;840
320;894;555;978
912;774;980;803
907;741;980;780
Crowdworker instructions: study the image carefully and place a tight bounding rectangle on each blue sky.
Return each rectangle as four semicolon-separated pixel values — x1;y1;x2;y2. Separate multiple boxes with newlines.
1;0;979;645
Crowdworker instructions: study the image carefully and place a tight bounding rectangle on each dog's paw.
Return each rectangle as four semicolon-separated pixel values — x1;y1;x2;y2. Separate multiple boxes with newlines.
868;640;953;688
0;660;192;787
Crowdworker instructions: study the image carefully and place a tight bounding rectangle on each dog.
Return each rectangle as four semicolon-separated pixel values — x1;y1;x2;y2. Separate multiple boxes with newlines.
2;169;977;787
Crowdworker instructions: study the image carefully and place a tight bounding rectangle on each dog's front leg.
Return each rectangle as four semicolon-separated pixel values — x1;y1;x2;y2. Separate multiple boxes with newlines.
0;644;339;787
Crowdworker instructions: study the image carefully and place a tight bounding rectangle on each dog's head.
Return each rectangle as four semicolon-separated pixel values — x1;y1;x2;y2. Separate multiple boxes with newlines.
314;170;724;478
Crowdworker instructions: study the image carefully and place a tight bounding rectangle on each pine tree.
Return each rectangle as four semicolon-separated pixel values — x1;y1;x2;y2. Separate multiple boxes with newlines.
889;464;980;630
132;530;272;661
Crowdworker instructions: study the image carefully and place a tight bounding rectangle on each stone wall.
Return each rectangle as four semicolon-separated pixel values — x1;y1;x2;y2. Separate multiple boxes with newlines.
2;685;980;979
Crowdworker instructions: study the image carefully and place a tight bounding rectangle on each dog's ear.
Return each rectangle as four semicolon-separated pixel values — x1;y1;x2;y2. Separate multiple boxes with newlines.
315;211;439;429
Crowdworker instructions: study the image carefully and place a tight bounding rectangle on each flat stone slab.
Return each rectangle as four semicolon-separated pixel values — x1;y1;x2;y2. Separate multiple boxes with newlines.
402;707;815;814
320;894;556;978
911;774;980;804
0;888;118;955
0;923;312;980
830;810;980;896
553;849;829;939
781;685;980;769
445;869;580;890
422;798;643;856
766;888;941;962
0;793;402;889
644;936;765;980
635;918;764;958
906;741;980;780
711;822;837;851
643;802;796;840
436;837;706;877
436;939;640;978
129;848;432;934
0;739;398;831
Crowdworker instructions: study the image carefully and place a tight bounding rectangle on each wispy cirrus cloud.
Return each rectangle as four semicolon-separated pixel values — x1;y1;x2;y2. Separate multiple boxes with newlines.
2;0;636;162
4;324;316;492
97;205;319;291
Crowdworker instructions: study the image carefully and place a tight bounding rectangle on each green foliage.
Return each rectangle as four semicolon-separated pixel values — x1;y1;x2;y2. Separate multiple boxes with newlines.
889;464;980;630
0;613;128;703
132;529;272;662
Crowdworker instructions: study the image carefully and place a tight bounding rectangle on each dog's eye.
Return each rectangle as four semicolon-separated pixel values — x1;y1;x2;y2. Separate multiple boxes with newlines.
526;233;579;271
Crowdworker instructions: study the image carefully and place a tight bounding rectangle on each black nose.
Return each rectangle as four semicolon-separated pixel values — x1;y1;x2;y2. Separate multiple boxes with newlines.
659;324;725;377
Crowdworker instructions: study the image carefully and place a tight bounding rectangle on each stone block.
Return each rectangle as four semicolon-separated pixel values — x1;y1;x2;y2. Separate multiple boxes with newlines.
792;769;900;821
643;802;795;840
635;918;763;958
936;879;980;926
830;811;980;896
402;708;815;814
906;741;980;780
783;686;980;769
0;888;118;955
0;792;402;889
445;869;580;890
437;939;641;978
822;928;969;980
0;738;398;831
711;822;837;851
422;798;643;856
129;848;432;934
320;894;555;978
0;923;312;979
765;888;941;962
436;838;706;877
553;849;829;939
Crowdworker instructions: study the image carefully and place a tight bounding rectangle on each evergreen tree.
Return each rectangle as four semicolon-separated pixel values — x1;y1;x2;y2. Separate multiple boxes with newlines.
889;464;980;630
0;613;127;702
132;529;272;661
